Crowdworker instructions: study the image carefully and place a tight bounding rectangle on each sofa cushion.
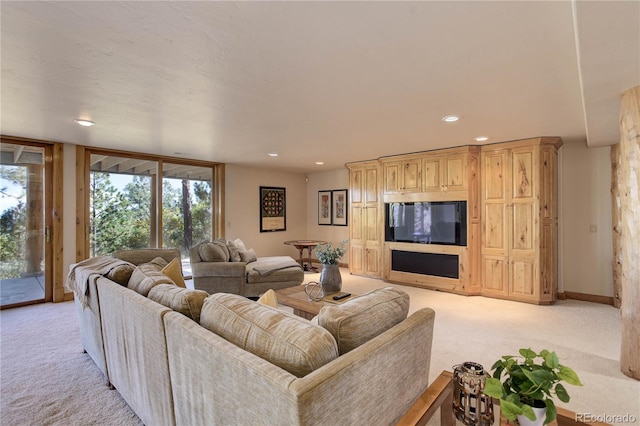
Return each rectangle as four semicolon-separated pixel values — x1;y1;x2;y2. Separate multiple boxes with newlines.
239;248;257;264
161;258;186;288
104;262;135;286
200;293;338;377
227;240;242;262
198;242;227;262
128;257;175;296
148;284;208;322
317;286;410;355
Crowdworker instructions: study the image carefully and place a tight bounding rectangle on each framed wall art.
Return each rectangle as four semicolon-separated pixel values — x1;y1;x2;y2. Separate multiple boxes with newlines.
332;189;348;226
260;186;286;232
318;190;332;225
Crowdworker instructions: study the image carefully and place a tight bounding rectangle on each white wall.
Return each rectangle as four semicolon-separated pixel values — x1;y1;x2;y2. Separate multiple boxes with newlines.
559;141;613;296
224;165;307;259
304;168;350;263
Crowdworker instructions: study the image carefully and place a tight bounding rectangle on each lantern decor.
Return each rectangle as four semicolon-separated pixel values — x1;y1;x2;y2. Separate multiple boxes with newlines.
452;362;495;426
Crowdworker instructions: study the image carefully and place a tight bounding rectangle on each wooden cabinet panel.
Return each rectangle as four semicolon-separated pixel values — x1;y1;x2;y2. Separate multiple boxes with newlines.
483;257;507;294
512;150;534;199
510;259;537;297
383;162;401;194
347;161;381;278
422;157;441;191
444;154;467;190
512;204;534;251
480;138;561;304
484;204;505;250
382;158;420;194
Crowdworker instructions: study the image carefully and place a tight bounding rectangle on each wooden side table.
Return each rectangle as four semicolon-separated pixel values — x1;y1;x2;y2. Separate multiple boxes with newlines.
284;240;326;271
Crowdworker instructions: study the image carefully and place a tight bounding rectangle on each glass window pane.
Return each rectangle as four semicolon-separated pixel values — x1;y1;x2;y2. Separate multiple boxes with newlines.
162;163;212;275
89;154;157;256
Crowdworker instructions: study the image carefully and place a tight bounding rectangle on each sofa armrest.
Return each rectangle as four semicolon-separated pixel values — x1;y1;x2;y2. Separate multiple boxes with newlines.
191;261;246;278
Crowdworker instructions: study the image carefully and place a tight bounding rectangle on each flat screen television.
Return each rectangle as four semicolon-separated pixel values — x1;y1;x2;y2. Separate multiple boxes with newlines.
384;201;467;246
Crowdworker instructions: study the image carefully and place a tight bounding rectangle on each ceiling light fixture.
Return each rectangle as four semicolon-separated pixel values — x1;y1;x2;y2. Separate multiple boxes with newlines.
474;136;489;142
315;161;324;165
268;153;278;157
74;119;95;127
442;115;460;123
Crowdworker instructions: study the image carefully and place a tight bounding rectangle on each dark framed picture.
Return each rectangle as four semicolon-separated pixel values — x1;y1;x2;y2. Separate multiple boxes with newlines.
332;189;348;226
318;190;332;225
260;186;286;232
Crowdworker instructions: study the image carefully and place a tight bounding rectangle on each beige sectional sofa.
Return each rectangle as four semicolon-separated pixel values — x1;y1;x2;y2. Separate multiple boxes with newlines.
69;249;436;426
189;239;304;296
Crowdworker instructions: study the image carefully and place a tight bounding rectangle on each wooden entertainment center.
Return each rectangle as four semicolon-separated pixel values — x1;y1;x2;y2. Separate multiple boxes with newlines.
346;137;562;305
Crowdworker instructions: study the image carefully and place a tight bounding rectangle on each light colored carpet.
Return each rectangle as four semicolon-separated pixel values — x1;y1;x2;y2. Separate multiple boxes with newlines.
1;269;638;425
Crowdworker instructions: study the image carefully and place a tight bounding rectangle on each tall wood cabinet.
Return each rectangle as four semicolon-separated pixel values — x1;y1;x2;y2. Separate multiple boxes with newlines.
480;138;561;304
347;160;381;277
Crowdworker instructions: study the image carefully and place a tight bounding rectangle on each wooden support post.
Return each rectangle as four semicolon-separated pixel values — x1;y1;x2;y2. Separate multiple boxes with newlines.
619;86;640;380
610;144;622;308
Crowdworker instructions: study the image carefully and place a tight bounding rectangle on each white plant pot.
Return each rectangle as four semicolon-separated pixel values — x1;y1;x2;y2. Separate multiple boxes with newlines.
516;406;546;426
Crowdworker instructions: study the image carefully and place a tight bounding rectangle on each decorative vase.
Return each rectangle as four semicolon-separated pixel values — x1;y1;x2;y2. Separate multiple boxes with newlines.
319;264;342;293
516;406;546;426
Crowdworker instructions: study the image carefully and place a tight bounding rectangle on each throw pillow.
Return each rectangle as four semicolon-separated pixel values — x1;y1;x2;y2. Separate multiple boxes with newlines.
104;262;135;286
128;258;175;296
198;242;227;262
233;238;247;253
257;289;278;308
161;258;186;288
317;286;410;355
148;284;208;322
212;238;230;261
239;248;257;264
200;293;338;377
226;240;242;262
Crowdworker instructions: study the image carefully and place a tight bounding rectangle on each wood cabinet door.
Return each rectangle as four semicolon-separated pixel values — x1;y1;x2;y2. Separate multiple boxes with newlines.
364;246;380;276
382;161;401;194
350;168;363;205
444;153;467;191
509;257;538;299
481;150;509;296
401;159;421;192
349;244;364;275
365;166;379;204
422;156;441;191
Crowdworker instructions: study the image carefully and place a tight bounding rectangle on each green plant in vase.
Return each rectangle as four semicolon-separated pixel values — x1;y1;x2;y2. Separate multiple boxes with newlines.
314;240;348;293
484;348;583;425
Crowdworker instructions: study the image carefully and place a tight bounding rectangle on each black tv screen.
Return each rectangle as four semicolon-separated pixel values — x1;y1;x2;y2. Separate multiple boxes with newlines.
385;201;467;246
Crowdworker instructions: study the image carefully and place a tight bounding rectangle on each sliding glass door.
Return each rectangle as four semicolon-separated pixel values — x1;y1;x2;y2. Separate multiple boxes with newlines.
0;142;51;308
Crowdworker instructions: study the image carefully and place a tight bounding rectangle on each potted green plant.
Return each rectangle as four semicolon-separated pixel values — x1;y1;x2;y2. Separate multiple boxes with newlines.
314;240;348;293
484;348;583;426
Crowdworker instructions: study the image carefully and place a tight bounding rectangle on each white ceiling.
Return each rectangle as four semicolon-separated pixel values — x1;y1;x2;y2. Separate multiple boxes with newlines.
2;1;638;173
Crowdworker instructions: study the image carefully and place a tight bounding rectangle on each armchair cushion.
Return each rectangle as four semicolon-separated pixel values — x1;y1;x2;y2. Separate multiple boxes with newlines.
105;262;135;286
200;293;338;377
317;286;410;355
226;240;242;262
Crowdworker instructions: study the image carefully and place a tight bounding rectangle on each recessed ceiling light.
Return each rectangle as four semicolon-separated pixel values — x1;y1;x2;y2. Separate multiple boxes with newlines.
474;136;489;142
441;115;460;123
315;161;324;165
74;119;95;127
268;153;278;157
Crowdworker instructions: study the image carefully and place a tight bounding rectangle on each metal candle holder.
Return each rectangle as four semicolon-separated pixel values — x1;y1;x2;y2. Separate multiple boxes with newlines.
452;362;494;426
